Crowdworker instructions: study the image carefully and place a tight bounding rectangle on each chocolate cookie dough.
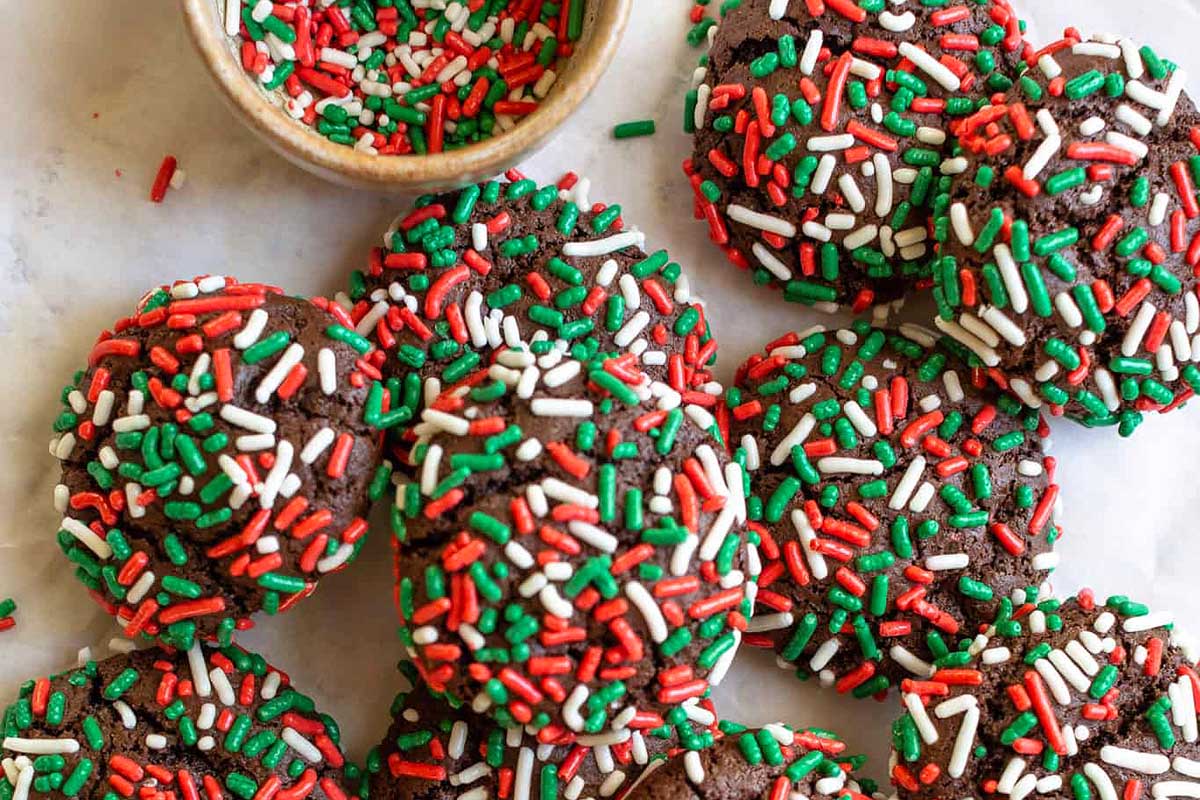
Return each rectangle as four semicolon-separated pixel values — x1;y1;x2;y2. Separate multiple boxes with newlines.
364;664;717;800
625;722;867;800
339;172;719;474
390;350;751;734
685;0;1027;312
49;277;384;648
0;642;358;800
892;590;1200;800
932;35;1200;435
727;322;1060;695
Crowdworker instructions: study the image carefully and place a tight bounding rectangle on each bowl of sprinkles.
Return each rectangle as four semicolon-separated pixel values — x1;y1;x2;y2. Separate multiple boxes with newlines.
180;0;631;192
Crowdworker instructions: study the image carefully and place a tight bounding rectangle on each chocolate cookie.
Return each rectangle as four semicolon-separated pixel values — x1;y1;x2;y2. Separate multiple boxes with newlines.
684;0;1027;312
891;590;1200;800
727;322;1060;695
338;173;718;475
364;664;718;800
390;350;750;734
932;35;1200;435
0;642;358;800
49;277;384;648
624;722;867;800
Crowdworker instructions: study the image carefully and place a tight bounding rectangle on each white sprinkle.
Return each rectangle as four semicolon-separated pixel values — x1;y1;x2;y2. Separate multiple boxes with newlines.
898;41;960;90
799;30;823;76
1124;611;1173;632
187;642;213;698
838;173;866;213
792;508;828;581
727;205;797;237
60;517;112;559
221;404;276;434
1102;746;1170;774
994;244;1029;314
1105;130;1148;160
926;553;969;571
888;456;926;511
808;134;856;152
752;243;792;280
950;202;975;246
816;457;883;475
1079;116;1106;136
938;317;1001;366
879;9;915;31
1023;135;1061;180
210;667;236;706
1120;38;1146;79
904;692;939;744
1084;763;1119;800
1123;302;1157;356
233;309;269;349
1158;67;1188;126
1;738;80;755
562;231;644;257
283;727;324;763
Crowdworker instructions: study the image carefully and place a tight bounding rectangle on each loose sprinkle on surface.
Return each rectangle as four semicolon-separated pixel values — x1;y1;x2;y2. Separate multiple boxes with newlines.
613;120;656;139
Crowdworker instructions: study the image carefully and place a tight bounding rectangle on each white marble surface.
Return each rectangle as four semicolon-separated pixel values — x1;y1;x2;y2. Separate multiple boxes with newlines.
5;0;1200;779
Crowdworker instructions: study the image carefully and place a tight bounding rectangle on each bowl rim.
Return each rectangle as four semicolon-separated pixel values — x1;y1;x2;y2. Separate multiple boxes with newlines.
179;0;633;190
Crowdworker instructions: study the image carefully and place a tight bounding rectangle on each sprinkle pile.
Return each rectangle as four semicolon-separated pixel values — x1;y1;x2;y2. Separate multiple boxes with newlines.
390;348;751;736
892;589;1200;800
684;0;1028;313
622;720;871;800
0;643;358;800
224;0;587;154
336;170;718;480
932;35;1200;435
728;322;1060;696
363;662;718;800
49;277;383;649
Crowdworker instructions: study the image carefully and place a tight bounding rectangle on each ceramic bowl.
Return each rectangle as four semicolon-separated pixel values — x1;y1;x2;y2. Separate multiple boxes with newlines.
180;0;633;193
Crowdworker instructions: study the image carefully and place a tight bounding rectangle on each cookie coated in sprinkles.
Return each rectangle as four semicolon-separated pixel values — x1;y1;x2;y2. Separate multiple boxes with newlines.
891;589;1200;800
336;169;717;483
390;349;751;737
933;32;1200;435
622;720;872;800
362;662;719;800
0;642;359;800
49;276;384;649
729;321;1061;696
683;0;1028;314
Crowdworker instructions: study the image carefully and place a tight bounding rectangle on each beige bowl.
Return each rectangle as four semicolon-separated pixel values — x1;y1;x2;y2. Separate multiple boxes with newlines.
180;0;632;193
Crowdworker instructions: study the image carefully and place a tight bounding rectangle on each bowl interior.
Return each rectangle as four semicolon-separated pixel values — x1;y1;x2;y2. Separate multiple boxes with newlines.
184;0;630;192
